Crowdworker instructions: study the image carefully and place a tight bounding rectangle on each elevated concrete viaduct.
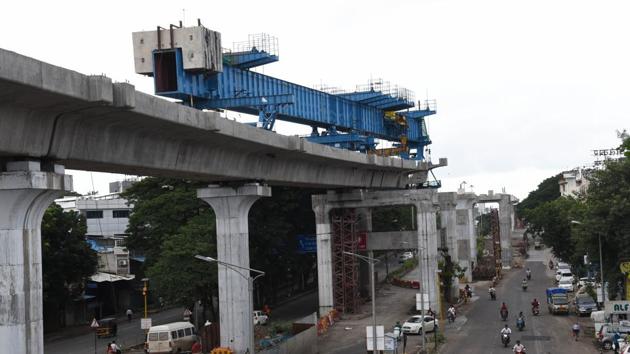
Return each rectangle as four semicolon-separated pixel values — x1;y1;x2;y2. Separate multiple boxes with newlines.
312;189;440;317
0;48;447;353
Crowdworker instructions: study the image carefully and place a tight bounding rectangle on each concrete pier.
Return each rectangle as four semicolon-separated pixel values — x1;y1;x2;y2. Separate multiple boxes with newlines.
456;193;477;281
0;161;72;354
198;184;270;354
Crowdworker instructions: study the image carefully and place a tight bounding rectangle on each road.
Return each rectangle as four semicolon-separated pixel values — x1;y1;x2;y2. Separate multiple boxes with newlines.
44;307;185;354
441;248;595;354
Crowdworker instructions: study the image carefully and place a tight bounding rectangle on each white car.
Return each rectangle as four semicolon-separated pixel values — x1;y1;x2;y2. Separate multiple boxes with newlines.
253;310;268;325
556;271;573;283
578;277;596;288
558;278;574;292
402;315;437;334
399;252;414;263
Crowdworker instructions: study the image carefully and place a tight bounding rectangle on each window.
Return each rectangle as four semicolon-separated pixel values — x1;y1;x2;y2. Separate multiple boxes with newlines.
185;328;192;336
177;329;185;338
113;210;130;218
171;331;178;339
85;210;103;219
158;332;168;341
148;333;159;341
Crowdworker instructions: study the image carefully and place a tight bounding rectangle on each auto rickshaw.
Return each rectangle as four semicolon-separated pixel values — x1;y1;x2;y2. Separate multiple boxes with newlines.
96;317;118;338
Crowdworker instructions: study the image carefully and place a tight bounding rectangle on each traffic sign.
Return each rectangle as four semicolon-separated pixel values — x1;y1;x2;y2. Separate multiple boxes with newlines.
141;318;152;330
90;318;100;328
183;308;192;321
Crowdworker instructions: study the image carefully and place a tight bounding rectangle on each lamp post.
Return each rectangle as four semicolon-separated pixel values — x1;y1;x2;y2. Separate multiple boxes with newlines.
343;251;380;353
195;255;265;353
141;278;149;320
571;220;605;303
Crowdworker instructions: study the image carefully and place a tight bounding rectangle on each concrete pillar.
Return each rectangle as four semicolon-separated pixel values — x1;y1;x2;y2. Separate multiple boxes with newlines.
456;193;477;282
438;192;459;298
414;190;440;314
498;194;513;267
0;161;72;354
197;184;271;354
312;195;333;315
357;208;372;298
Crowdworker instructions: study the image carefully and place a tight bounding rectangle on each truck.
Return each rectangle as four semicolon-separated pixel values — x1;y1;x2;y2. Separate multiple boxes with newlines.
546;287;569;314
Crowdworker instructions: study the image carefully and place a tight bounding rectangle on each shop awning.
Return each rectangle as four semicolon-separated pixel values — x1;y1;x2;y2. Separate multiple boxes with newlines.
89;272;135;283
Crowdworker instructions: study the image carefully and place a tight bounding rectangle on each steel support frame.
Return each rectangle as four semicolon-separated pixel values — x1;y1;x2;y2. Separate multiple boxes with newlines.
331;209;360;314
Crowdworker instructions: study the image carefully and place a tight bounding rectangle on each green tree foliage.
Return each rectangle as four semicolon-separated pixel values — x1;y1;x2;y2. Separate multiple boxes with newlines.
146;212;217;315
121;178;209;266
517;174;561;218
372;205;415;232
525;197;585;264
42;204;97;325
475;213;492;237
578;146;630;295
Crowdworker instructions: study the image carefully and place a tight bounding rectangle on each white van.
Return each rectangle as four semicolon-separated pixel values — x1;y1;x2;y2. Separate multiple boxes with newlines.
146;322;198;354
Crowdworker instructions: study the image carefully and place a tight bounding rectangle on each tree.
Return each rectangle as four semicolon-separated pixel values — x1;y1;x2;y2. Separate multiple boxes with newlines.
517;174;561;219
578;142;630;298
524;196;585;265
121;178;210;266
42;204;97;328
146;212;218;319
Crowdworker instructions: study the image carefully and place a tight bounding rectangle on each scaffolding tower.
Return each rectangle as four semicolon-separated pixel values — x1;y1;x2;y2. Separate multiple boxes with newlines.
331;209;360;314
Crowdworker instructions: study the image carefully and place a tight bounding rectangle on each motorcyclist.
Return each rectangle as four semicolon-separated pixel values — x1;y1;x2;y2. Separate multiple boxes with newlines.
521;278;528;290
500;324;512;344
447;305;456;322
513;340;526;353
531;298;540;314
500;302;509;320
572;322;580;341
549;260;554;269
516;312;525;329
489;286;496;299
525;268;531;280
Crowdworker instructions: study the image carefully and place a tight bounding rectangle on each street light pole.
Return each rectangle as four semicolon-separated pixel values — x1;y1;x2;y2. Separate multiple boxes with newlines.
195;255;265;353
343;251;379;354
571;220;605;303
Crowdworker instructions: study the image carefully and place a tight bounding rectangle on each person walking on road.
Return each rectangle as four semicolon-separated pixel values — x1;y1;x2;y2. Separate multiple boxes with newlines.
109;340;122;354
126;308;133;322
191;339;202;354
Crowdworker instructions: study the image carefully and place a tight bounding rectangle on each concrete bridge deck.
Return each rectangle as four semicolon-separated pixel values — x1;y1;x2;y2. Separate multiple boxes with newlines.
0;48;443;188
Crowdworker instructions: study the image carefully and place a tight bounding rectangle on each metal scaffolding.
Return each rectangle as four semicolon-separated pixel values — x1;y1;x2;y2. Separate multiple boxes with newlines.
490;209;502;277
331;209;360;314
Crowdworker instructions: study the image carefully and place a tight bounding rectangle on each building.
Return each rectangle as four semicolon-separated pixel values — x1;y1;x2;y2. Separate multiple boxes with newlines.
558;168;591;197
56;179;140;320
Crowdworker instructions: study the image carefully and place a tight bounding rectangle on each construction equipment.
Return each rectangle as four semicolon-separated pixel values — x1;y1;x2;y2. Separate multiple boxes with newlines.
132;21;436;160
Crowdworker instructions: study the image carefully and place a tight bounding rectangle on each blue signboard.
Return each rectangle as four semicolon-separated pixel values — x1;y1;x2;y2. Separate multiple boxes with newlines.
297;234;317;254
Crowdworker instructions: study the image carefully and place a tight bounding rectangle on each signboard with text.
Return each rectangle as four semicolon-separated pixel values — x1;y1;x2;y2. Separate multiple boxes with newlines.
141;318;152;330
605;301;630;314
296;234;317;254
366;325;385;351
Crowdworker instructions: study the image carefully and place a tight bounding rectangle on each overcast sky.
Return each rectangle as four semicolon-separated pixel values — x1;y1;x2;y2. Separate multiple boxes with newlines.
2;0;627;199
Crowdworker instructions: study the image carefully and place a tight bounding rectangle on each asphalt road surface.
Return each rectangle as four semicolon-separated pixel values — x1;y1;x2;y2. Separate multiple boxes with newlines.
441;249;596;354
44;307;185;354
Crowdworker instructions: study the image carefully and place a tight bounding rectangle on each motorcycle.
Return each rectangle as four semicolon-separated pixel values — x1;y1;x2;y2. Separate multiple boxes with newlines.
489;289;496;300
517;318;525;331
526;273;531;281
500;309;508;321
501;333;510;347
447;311;455;323
532;305;540;316
522;283;528;292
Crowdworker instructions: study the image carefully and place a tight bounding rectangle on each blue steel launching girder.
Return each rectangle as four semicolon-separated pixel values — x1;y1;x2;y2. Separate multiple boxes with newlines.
147;27;436;160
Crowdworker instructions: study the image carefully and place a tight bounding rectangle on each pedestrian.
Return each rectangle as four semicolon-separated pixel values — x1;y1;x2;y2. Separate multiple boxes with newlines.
613;331;621;354
126;308;133;322
106;342;113;354
191;339;202;354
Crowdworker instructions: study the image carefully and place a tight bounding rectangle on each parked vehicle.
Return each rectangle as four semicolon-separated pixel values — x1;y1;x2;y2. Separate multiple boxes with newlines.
556;271;574;283
577;277;596;289
402;315;437;334
558;278;574;292
95;318;117;338
253;310;269;325
398;251;414;263
598;321;630;350
546;288;569;315
146;322;198;354
574;294;597;316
